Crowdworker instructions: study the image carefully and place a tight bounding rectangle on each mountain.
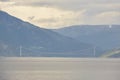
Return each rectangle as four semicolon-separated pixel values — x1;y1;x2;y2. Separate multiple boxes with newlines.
54;25;120;51
0;10;92;57
101;48;120;58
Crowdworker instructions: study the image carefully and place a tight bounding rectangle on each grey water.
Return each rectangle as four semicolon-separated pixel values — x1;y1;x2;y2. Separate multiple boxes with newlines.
0;57;120;80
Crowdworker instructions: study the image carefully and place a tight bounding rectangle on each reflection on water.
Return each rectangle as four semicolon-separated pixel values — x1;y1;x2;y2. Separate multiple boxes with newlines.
0;57;120;80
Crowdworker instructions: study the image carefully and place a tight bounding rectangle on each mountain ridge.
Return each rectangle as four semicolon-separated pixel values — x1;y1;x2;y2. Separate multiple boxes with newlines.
101;48;120;58
0;10;91;57
54;25;120;51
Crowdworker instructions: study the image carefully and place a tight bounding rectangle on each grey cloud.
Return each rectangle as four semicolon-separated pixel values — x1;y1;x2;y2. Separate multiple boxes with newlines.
1;0;119;27
0;0;10;2
12;0;120;8
84;6;120;16
12;0;120;25
12;0;120;14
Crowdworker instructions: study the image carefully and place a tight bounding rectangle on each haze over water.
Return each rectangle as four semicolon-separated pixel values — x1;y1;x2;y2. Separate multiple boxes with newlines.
0;57;120;80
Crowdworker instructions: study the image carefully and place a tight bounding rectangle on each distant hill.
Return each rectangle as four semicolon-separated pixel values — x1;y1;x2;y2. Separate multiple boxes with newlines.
0;10;92;57
54;25;120;51
101;48;120;58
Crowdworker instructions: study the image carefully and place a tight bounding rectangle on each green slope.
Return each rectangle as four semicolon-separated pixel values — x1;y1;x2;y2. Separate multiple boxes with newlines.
101;48;120;58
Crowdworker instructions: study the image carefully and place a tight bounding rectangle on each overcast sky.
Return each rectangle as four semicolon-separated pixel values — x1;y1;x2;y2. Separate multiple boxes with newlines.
0;0;120;29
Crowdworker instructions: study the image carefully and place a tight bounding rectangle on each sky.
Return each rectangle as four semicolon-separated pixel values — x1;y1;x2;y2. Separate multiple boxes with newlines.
0;0;120;29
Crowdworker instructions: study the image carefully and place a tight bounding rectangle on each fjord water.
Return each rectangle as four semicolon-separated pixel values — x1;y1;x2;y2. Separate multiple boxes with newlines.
0;57;120;80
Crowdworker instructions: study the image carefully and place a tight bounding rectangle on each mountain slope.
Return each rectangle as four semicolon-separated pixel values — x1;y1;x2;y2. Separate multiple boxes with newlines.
101;48;120;58
0;10;91;57
54;25;120;50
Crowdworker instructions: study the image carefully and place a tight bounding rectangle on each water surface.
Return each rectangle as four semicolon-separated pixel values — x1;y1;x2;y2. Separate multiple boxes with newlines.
0;57;120;80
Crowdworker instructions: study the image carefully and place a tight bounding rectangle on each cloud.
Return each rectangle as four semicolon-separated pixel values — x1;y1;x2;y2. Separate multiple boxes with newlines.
0;0;120;28
10;0;120;16
2;6;86;28
0;0;10;2
25;7;86;28
94;11;120;24
11;0;120;10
